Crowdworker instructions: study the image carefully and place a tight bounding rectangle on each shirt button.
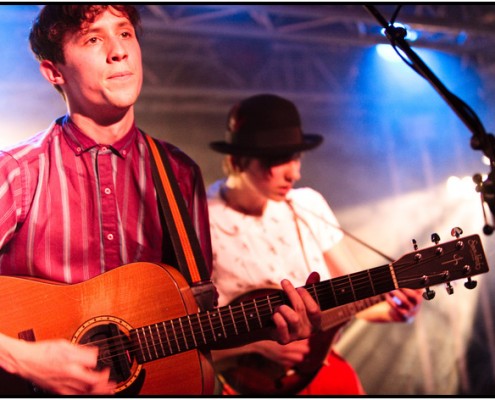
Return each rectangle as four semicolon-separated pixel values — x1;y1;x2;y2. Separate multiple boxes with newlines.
101;146;108;152
107;233;114;241
104;187;112;195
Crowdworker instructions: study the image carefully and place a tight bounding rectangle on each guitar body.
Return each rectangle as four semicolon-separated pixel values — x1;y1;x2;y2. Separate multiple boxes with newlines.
0;262;215;395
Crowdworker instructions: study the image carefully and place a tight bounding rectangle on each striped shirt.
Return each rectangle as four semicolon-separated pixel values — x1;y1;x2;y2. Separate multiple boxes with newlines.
0;116;212;283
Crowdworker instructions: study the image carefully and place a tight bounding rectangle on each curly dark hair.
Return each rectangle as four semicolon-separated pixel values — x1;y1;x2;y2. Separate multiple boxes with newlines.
29;5;141;64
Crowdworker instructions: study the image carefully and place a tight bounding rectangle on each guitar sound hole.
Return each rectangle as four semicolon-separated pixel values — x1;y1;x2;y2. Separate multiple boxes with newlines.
78;322;133;384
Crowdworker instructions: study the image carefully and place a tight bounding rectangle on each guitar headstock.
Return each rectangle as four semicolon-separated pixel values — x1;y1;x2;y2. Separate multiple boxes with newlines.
392;232;489;299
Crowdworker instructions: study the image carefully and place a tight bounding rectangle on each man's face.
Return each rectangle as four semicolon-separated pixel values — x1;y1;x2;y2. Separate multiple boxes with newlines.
54;7;143;120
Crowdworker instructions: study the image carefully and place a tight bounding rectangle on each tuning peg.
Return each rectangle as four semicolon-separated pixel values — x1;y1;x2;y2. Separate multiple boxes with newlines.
421;276;435;300
423;288;436;300
464;277;478;290
483;224;494;235
422;287;436;300
445;282;454;295
462;265;478;289
412;239;418;250
431;233;441;244
451;227;463;238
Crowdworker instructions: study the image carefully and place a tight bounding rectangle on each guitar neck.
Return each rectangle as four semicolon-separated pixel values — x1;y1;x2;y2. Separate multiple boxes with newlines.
321;294;387;331
130;234;488;366
131;263;395;364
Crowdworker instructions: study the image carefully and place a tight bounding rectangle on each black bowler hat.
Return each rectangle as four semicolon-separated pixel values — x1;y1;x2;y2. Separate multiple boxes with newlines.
209;94;323;157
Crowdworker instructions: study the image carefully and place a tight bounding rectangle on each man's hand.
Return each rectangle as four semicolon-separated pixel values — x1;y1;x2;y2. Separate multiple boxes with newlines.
1;335;116;395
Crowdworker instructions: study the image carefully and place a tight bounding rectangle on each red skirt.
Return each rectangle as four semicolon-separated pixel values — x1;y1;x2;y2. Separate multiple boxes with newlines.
221;349;365;395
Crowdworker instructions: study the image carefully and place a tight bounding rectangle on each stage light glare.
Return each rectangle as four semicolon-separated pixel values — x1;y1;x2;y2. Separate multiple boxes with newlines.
376;44;403;63
380;23;418;42
446;175;477;199
482;155;491;166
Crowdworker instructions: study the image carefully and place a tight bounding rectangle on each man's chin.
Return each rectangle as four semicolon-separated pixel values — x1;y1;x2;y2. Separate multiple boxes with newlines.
112;96;139;109
106;87;141;108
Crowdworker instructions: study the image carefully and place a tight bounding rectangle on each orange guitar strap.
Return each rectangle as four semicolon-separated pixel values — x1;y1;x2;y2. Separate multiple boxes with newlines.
143;131;217;311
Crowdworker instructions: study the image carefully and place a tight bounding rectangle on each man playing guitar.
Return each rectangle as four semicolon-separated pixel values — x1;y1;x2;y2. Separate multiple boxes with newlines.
0;6;322;395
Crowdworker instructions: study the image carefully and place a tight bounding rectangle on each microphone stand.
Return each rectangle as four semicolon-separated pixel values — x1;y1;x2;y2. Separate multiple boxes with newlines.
364;5;495;234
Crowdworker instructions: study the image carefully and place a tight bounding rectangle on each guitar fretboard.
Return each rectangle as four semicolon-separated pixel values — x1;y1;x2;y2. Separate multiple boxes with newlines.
131;263;394;364
322;293;387;330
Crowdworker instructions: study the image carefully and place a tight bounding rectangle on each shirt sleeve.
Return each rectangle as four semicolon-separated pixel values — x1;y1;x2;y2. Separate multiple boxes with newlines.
0;151;23;249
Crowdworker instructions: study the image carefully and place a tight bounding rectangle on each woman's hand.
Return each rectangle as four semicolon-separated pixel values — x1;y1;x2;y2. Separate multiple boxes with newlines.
251;339;311;368
271;272;322;344
386;288;423;323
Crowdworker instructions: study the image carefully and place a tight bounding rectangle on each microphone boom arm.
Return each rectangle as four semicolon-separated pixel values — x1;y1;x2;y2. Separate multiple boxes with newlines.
364;5;495;229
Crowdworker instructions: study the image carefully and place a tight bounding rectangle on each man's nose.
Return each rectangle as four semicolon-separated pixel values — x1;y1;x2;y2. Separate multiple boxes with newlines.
108;38;128;62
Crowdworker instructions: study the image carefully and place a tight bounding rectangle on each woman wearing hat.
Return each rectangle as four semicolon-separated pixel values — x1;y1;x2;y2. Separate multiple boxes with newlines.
207;94;423;395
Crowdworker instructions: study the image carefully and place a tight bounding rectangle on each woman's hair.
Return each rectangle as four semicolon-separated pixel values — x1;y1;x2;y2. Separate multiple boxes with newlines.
223;153;301;176
29;5;141;64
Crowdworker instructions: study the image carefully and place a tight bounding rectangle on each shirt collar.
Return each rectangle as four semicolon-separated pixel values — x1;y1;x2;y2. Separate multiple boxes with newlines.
61;115;138;158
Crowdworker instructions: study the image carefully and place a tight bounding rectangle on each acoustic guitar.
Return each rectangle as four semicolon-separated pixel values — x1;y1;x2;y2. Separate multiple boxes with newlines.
0;234;488;395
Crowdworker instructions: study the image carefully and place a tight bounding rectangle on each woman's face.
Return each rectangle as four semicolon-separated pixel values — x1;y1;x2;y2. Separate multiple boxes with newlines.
241;155;302;202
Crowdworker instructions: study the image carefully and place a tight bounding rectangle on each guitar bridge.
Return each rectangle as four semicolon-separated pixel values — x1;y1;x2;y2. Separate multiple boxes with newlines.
18;329;35;342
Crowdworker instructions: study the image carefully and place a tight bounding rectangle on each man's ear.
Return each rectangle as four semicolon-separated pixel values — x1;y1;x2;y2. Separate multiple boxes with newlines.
39;60;65;86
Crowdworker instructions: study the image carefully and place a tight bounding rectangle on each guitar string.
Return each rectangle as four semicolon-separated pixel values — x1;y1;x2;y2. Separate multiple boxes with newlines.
92;276;439;364
87;251;455;365
86;250;458;364
73;236;473;363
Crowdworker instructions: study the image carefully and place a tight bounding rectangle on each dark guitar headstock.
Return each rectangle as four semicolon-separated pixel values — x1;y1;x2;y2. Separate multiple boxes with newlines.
392;228;489;300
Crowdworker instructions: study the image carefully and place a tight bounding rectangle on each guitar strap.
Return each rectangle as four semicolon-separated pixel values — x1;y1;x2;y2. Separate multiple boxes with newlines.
142;131;217;312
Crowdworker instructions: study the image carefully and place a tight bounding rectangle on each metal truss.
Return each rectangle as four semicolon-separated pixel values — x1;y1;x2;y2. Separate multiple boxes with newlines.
135;4;495;114
3;4;495;114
